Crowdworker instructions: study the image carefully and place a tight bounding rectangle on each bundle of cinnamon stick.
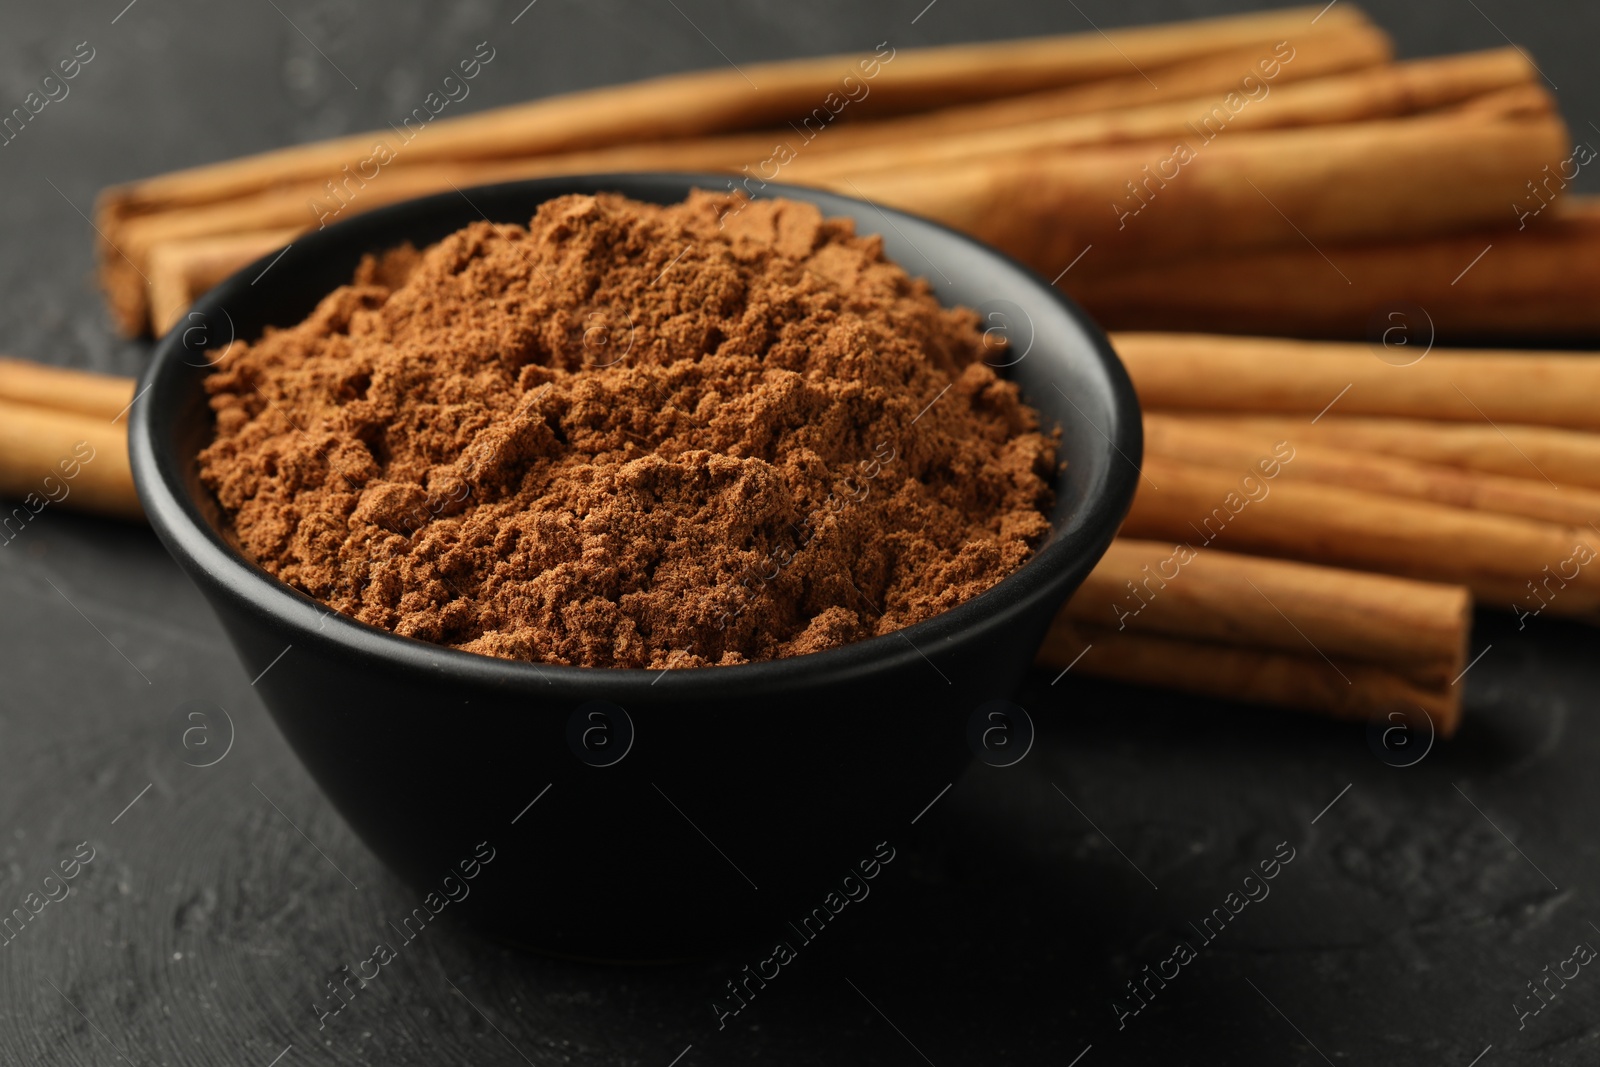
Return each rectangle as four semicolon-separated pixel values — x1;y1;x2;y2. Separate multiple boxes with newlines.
0;342;1506;736
22;4;1594;736
1070;199;1600;344
1030;330;1600;736
0;360;140;520
1112;333;1600;611
92;5;1582;342
1051;540;1470;734
28;311;1600;735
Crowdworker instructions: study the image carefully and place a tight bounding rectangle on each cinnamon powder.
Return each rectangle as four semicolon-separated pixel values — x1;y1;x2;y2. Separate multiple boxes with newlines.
198;191;1056;668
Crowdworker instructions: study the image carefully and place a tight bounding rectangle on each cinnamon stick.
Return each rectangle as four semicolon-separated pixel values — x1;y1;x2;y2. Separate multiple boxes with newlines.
1068;538;1470;679
105;20;1394;335
1144;413;1600;527
1114;331;1600;431
113;139;792;328
133;80;1554;327
790;48;1541;181
844;107;1568;275
1123;455;1600;620
0;359;136;422
1038;620;1464;734
102;5;1375;214
1175;414;1600;492
846;22;1391;139
0;399;141;520
149;228;300;335
1069;198;1600;343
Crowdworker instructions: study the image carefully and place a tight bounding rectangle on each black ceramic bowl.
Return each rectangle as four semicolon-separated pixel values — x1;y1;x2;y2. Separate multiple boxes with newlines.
129;174;1140;959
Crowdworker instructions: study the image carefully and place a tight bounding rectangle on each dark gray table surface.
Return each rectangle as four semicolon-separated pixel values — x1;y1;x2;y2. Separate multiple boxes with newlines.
3;1;1599;1064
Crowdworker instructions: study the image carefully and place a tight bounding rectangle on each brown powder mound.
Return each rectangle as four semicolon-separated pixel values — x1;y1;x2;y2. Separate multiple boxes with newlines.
197;190;1056;668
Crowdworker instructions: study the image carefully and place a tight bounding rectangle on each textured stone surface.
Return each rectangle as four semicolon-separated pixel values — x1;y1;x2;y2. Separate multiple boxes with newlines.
1;1;1597;1063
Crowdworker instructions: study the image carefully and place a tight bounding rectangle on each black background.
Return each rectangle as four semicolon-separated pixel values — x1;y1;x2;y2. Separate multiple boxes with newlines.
2;1;1598;1064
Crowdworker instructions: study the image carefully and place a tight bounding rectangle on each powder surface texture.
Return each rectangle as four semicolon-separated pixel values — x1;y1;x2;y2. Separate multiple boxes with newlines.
198;191;1056;668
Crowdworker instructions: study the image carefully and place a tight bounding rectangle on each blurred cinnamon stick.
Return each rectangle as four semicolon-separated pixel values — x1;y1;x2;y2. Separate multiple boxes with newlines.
1177;413;1600;492
108;6;1362;209
1071;199;1600;343
0;358;136;422
144;90;1566;338
1065;538;1470;680
117;21;1396;335
1123;455;1600;620
847;22;1391;139
1039;620;1463;734
0;399;141;520
101;5;1375;333
847;106;1567;276
148;229;300;336
791;48;1541;180
1144;414;1600;527
1115;331;1600;430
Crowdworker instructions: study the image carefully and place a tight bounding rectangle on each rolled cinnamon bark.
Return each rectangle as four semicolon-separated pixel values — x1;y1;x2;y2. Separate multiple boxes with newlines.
115;139;809;324
0;399;141;520
103;5;1372;212
99;6;1373;333
846;107;1568;275
791;48;1541;181
1174;414;1600;492
1123;455;1600;620
149;228;300;336
1144;414;1600;527
1038;620;1464;735
0;359;136;422
105;21;1394;336
860;22;1392;137
1440;80;1555;118
1115;331;1600;431
1069;199;1600;343
1068;538;1470;679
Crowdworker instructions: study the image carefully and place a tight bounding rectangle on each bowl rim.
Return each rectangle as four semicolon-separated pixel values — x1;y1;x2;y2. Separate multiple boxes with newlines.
129;172;1141;699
